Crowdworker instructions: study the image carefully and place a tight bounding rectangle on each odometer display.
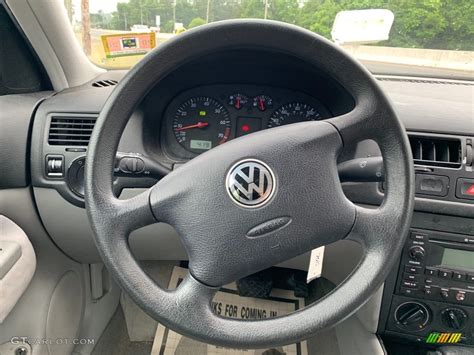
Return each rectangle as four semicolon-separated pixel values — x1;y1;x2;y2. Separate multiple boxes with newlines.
268;102;321;128
190;139;212;150
173;97;231;153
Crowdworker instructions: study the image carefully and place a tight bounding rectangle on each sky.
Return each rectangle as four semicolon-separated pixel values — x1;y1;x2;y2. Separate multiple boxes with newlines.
72;0;129;18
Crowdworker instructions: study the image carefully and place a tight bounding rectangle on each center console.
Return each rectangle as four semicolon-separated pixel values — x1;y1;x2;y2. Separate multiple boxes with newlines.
382;229;474;346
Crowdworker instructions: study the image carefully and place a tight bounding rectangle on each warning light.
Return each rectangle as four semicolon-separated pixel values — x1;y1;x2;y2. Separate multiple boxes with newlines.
199;110;206;116
236;117;262;137
467;184;474;195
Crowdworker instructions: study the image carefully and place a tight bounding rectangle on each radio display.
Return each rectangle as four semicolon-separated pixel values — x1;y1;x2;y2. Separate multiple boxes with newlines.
441;248;474;270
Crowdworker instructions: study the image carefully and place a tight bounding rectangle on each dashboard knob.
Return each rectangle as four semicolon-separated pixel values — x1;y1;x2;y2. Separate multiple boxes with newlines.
67;156;86;197
441;308;468;330
395;302;430;331
409;246;425;261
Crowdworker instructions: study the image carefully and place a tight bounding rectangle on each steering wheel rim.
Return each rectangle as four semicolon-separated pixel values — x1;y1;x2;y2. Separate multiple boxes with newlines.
85;19;414;348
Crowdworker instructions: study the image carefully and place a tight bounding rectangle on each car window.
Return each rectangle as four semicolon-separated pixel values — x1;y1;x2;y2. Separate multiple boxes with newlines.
66;0;472;78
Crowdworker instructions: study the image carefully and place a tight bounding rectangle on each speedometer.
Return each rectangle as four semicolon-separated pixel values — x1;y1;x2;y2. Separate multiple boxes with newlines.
173;97;231;154
268;102;321;128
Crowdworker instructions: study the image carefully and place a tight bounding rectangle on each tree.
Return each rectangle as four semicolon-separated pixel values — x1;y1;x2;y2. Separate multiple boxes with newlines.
64;0;73;23
87;0;473;51
384;0;447;49
175;0;199;27
299;0;341;38
212;0;241;22
91;10;112;29
436;0;474;50
240;0;265;19
189;17;207;28
269;0;300;24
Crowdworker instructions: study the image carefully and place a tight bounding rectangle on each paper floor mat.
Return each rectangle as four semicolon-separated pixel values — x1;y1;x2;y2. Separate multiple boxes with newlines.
151;266;307;355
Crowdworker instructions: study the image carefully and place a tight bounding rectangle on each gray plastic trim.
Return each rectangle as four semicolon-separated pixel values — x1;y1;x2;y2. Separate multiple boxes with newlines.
33;187;187;263
5;0;104;90
0;91;53;188
0;188;84;354
0;216;36;323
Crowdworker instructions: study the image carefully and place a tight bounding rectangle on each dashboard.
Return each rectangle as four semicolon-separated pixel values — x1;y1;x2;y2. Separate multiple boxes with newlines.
24;54;474;266
1;14;473;350
18;65;474;349
162;85;331;160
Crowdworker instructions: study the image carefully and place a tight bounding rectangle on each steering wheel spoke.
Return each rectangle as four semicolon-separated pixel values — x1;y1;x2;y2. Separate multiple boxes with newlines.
113;190;157;233
87;190;156;248
327;97;383;144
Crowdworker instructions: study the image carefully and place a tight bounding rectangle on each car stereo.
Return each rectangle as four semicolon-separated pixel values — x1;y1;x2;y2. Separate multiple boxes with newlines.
384;229;474;346
397;230;474;306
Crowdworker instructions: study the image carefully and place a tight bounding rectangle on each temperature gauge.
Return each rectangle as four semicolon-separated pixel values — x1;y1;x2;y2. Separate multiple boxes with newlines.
253;95;273;111
228;93;248;110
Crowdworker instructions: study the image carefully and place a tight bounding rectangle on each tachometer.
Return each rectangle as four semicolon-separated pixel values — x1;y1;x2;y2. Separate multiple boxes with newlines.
173;97;231;153
268;102;321;128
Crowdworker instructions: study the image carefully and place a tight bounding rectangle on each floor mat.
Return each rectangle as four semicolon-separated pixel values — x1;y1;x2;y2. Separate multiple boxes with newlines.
121;261;179;342
91;307;153;355
93;263;341;355
151;266;308;355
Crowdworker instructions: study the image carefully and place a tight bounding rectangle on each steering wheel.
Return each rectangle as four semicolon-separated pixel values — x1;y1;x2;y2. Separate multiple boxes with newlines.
85;20;414;348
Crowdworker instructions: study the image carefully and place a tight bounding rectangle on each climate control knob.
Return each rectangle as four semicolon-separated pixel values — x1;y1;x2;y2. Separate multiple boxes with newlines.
395;302;430;331
408;246;425;261
441;308;468;330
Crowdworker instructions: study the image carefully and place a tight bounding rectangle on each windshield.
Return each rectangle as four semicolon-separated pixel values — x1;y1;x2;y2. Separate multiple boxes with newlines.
67;0;473;78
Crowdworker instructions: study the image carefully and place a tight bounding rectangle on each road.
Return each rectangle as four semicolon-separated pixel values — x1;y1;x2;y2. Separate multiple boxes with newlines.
365;60;472;80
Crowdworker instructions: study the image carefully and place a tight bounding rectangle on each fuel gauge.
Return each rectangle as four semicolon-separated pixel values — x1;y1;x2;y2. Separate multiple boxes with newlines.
228;93;248;110
252;95;273;111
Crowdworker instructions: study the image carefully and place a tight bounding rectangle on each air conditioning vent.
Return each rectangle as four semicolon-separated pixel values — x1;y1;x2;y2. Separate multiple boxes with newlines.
409;135;462;168
48;116;97;146
92;79;118;88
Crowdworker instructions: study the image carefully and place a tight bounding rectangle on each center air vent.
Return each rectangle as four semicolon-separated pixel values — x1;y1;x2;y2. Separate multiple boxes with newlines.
48;116;97;146
92;79;118;88
409;135;461;168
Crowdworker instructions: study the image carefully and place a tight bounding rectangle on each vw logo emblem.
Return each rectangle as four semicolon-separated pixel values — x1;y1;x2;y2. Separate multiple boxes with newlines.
226;159;275;208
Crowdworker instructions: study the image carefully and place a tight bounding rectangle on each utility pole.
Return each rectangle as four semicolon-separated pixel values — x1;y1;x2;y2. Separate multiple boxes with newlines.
139;0;144;24
206;0;211;22
81;0;91;56
173;0;176;29
264;0;269;19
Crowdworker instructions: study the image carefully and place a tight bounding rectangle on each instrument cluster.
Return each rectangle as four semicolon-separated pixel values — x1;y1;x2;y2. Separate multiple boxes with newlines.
162;85;332;160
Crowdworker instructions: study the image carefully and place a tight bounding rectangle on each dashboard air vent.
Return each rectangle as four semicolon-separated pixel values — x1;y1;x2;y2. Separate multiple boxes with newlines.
409;135;462;168
48;116;97;146
92;79;118;88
